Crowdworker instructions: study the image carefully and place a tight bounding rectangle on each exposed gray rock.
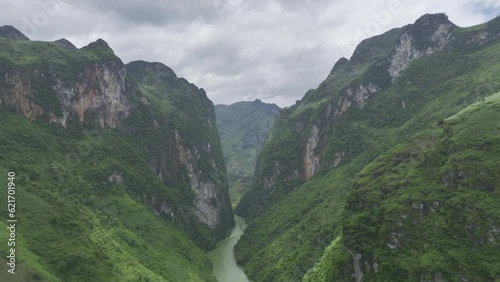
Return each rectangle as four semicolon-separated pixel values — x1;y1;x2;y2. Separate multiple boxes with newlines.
304;124;320;180
175;130;227;229
53;61;132;128
388;14;457;80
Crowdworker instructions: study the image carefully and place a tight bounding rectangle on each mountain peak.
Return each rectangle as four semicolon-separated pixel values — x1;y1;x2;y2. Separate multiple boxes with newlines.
253;99;263;105
387;13;458;79
0;25;29;41
55;38;77;50
404;13;458;45
126;60;178;81
82;38;113;51
252;99;280;115
80;38;118;60
413;13;454;27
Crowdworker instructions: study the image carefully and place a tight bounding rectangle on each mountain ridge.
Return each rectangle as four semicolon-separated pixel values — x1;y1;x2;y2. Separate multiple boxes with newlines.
0;27;233;281
234;13;500;282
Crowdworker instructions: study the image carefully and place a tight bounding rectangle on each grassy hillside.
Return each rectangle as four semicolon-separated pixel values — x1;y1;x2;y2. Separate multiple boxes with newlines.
215;100;279;207
235;15;500;282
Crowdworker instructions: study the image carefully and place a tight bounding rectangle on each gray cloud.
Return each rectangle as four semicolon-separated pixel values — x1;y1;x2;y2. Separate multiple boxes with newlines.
0;0;498;107
464;0;500;17
69;0;219;26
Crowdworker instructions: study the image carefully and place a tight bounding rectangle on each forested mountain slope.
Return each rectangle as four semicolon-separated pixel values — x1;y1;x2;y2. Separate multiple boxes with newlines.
0;27;233;281
235;13;500;282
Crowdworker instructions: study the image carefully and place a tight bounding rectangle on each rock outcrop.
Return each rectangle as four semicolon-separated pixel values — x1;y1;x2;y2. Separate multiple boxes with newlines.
126;60;234;241
388;14;457;80
0;39;132;128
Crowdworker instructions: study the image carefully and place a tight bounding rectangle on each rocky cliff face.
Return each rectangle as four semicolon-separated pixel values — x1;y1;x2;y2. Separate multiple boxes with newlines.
0;29;234;246
126;60;234;240
387;14;457;79
235;14;500;282
0;38;133;129
236;13;499;220
2;59;132;128
55;59;132;128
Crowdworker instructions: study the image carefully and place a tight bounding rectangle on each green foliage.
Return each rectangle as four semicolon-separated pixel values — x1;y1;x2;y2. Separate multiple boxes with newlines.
0;110;217;281
303;236;349;282
335;93;500;281
235;168;352;281
0;37;117;83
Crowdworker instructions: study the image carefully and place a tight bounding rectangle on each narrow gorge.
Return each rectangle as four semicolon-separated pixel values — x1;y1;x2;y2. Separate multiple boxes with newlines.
1;11;499;282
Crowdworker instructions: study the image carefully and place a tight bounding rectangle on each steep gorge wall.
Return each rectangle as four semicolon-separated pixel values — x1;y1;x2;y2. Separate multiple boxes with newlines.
236;13;498;220
0;60;132;128
0;35;234;246
235;14;500;282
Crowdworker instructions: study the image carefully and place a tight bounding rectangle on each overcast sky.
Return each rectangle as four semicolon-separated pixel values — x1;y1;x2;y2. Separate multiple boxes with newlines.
1;0;499;106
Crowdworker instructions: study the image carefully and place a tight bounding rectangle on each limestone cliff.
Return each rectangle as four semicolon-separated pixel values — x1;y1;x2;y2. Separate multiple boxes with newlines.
387;14;457;79
235;14;500;282
126;60;234;241
0;38;133;129
236;13;500;220
0;29;234;248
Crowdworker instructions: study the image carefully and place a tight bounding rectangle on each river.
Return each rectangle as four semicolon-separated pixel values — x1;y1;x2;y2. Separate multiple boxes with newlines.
207;215;250;282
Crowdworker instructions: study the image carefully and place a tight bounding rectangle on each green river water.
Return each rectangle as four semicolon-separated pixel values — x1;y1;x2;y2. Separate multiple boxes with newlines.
207;215;250;282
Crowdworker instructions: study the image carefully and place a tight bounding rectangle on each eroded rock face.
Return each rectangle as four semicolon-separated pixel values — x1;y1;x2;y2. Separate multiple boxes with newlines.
125;60;234;240
1;72;44;119
56;61;132;128
335;83;381;117
0;60;132;128
304;124;320;180
388;15;457;80
175;130;224;229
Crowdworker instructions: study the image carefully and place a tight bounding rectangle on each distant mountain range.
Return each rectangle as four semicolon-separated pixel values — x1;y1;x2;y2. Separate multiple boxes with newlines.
215;99;280;207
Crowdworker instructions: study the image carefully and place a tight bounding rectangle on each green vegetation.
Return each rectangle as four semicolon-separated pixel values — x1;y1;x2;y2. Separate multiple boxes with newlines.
0;112;216;281
215;100;279;207
327;92;500;281
235;15;500;281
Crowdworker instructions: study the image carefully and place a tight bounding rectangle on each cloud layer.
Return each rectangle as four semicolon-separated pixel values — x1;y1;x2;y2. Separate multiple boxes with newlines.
1;0;498;106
